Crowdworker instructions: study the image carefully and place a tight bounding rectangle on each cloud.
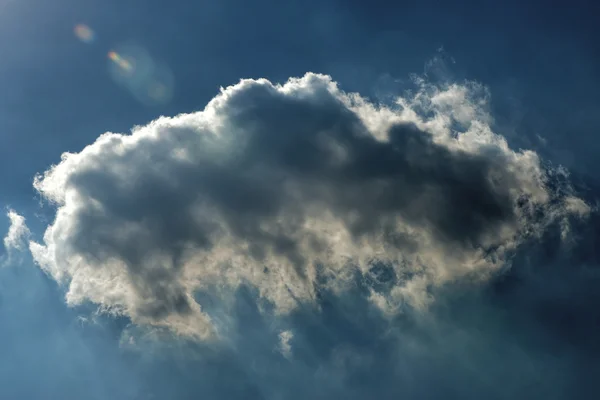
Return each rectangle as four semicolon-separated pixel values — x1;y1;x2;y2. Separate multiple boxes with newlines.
2;209;31;265
29;73;587;338
278;330;294;358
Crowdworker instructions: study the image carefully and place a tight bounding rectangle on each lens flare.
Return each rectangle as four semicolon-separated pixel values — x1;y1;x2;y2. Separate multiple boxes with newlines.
107;44;174;106
108;51;133;72
74;24;95;43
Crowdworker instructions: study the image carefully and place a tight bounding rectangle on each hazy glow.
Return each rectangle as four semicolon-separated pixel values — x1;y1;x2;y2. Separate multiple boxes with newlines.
107;44;174;106
74;24;95;43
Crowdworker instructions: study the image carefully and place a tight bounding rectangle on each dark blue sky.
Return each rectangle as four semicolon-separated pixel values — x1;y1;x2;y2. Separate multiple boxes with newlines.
2;0;599;207
1;0;599;399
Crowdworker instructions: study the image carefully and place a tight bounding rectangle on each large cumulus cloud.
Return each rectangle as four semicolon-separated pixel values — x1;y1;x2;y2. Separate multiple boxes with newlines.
29;73;588;338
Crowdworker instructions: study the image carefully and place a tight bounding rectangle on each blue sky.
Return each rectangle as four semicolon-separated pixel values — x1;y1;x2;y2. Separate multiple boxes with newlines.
1;0;600;399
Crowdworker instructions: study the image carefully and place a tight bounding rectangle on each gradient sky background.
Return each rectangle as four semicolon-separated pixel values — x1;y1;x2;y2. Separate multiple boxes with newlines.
1;0;600;399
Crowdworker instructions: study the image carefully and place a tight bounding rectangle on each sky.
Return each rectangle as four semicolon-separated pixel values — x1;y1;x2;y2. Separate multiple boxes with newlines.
1;0;600;399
